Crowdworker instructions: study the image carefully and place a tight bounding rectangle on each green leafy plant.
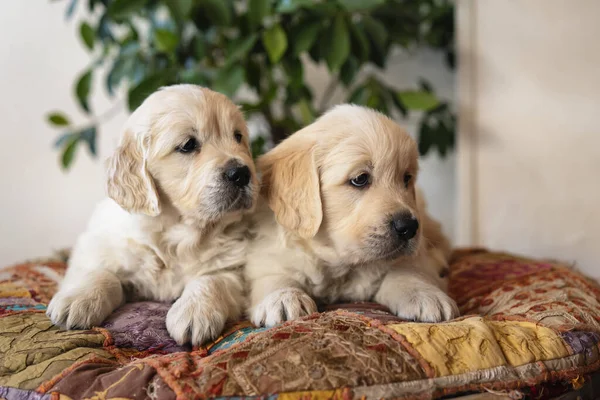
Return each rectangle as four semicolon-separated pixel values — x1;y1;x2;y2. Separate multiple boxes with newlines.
47;0;455;169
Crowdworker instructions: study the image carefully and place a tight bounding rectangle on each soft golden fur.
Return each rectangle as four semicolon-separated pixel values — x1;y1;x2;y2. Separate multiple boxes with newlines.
47;85;258;345
246;104;458;326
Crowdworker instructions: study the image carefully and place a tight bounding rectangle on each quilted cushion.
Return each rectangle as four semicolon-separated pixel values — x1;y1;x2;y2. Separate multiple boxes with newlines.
0;248;598;399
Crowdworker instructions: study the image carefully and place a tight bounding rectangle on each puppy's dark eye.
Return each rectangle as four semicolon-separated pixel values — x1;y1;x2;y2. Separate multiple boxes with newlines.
350;173;370;188
234;130;243;144
176;137;199;154
403;173;412;187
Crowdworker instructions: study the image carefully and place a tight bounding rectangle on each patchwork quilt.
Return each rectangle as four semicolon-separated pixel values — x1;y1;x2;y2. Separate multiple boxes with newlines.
0;248;600;399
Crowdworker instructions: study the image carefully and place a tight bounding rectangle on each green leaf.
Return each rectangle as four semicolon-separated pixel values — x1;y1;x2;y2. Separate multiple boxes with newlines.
166;0;194;26
154;29;179;53
363;16;387;51
96;14;113;43
251;136;266;159
389;88;407;117
348;85;368;104
54;132;77;149
276;0;312;13
349;23;370;62
325;15;350;72
179;68;207;85
258;81;278;107
293;22;320;56
308;39;323;63
262;24;288;63
418;123;432;156
362;15;388;67
248;0;271;28
283;59;303;89
75;69;93;113
87;0;101;12
79;22;95;50
80;126;97;156
297;98;315;125
312;2;339;16
337;0;385;11
245;59;262;91
128;70;174;111
47;112;70;127
197;0;231;26
61;136;79;170
419;78;433;93
66;0;78;20
107;0;148;19
340;57;359;87
213;65;245;97
239;102;260;114
227;34;257;64
106;55;133;96
366;92;388;114
397;91;440;111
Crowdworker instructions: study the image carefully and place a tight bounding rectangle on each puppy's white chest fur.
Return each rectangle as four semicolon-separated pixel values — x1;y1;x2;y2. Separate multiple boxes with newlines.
246;203;390;304
66;199;248;302
306;263;389;303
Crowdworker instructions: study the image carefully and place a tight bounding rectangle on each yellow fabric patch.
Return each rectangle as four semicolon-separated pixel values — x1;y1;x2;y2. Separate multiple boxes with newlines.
488;320;569;366
0;283;31;298
389;317;570;377
0;313;111;389
389;317;507;376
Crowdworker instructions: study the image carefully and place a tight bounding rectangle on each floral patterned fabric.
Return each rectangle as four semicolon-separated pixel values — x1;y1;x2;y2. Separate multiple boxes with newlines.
0;248;599;399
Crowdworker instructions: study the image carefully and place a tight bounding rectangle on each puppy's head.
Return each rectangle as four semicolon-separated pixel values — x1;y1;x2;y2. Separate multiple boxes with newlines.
259;105;420;265
106;84;258;224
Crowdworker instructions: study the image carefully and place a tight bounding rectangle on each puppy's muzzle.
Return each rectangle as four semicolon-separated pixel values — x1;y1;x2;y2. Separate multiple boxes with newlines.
216;159;255;212
223;164;251;188
390;212;419;242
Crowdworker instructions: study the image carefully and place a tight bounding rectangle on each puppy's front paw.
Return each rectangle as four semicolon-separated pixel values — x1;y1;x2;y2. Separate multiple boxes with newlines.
380;287;459;323
47;289;115;329
251;288;317;328
166;296;227;346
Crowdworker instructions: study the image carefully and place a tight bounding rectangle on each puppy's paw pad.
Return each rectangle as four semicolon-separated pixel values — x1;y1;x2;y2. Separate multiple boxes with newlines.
166;298;227;346
252;288;317;328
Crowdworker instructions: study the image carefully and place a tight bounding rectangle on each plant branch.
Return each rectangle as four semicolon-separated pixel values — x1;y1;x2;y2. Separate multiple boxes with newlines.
94;99;124;125
70;99;125;133
318;78;339;113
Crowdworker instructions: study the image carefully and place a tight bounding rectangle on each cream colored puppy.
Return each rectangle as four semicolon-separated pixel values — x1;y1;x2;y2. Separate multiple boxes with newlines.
246;105;458;327
47;85;258;345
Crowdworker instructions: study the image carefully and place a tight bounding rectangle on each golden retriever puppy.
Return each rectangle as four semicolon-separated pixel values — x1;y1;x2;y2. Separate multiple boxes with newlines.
246;104;458;327
47;85;258;345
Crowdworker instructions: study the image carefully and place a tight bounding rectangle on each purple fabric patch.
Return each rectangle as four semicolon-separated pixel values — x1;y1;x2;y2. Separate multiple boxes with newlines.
0;297;37;306
101;301;190;353
0;386;50;400
562;331;600;359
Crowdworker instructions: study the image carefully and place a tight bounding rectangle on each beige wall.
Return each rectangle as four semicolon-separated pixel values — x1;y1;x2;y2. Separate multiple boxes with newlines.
0;2;128;266
457;0;600;277
0;1;455;266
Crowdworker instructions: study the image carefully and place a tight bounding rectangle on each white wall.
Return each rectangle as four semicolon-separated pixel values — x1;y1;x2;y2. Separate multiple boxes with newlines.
0;1;455;266
457;0;600;278
0;2;127;266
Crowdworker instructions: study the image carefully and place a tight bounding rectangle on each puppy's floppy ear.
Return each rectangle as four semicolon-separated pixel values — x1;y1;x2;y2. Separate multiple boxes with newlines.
106;134;161;216
258;131;322;239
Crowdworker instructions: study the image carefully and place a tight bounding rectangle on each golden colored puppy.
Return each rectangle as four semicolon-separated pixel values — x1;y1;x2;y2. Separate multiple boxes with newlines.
246;104;458;326
47;85;258;345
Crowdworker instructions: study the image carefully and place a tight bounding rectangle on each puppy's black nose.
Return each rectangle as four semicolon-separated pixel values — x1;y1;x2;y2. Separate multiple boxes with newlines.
224;165;251;187
391;213;419;240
